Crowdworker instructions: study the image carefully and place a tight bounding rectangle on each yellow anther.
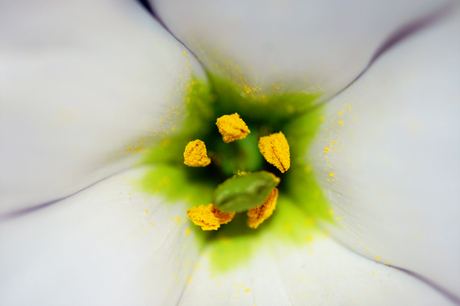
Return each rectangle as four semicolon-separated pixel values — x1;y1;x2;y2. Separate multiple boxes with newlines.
184;139;211;167
258;132;290;173
216;113;250;143
187;204;235;231
247;188;278;229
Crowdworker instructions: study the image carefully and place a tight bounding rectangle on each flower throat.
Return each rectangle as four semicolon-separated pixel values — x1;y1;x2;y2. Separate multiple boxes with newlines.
141;73;333;270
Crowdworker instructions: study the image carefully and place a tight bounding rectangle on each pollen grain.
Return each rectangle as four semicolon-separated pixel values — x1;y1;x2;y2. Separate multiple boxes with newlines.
247;188;278;229
258;132;290;173
184;139;211;167
187;204;235;231
216;113;250;143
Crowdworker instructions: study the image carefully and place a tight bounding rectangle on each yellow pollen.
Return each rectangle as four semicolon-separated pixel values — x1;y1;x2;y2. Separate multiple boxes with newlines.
187;204;235;231
183;139;211;167
247;188;278;229
216;113;250;143
258;132;290;173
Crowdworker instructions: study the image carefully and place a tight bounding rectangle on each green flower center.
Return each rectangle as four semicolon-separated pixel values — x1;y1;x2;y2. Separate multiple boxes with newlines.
141;73;333;271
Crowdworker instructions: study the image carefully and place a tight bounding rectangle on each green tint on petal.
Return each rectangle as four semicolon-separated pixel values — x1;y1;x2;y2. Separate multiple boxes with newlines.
208;195;324;272
283;105;333;220
141;73;333;272
142;165;215;206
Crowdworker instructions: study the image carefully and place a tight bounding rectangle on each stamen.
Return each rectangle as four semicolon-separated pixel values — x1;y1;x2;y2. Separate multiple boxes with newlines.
187;204;235;231
247;188;278;229
216;113;250;143
184;139;211;167
258;132;290;173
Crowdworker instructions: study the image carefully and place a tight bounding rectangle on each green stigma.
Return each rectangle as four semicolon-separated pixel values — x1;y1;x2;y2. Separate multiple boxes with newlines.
213;171;279;213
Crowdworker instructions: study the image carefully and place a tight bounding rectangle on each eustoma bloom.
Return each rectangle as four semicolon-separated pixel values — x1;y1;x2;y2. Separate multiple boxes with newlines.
0;0;459;305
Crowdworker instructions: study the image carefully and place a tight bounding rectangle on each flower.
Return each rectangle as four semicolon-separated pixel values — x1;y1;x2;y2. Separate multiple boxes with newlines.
0;1;459;305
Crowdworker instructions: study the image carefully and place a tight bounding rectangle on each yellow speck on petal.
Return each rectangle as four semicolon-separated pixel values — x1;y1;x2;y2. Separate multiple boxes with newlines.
184;139;211;167
187;204;235;231
338;120;343;126
185;228;191;235
258;132;290;173
245;289;250;292
375;255;380;261
216;113;250;143
145;210;148;213
329;173;334;177
324;147;330;153
247;188;278;229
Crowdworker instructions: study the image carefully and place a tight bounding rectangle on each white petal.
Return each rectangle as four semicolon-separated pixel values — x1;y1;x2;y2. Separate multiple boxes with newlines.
151;0;450;100
181;235;455;305
0;0;206;215
0;166;200;306
308;8;460;298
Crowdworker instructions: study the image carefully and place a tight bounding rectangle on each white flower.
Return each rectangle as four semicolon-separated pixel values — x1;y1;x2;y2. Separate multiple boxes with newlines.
0;1;459;305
